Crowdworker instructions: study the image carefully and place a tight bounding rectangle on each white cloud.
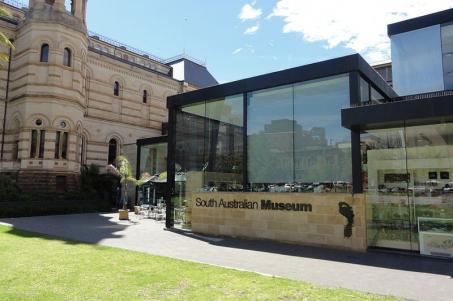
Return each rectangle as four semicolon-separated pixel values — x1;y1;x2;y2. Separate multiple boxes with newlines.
244;24;260;35
268;0;453;64
239;2;263;21
232;48;243;55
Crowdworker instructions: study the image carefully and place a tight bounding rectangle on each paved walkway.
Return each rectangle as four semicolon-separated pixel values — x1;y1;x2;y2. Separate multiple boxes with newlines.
1;213;453;301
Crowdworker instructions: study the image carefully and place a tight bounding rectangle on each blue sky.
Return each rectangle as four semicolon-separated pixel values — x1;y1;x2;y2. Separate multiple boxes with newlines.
86;0;453;83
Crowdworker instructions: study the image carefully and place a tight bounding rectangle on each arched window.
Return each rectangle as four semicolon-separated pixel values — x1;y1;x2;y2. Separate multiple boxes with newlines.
40;44;49;62
108;138;118;165
80;135;87;165
30;128;46;159
63;48;71;67
55;121;69;160
114;81;120;96
143;90;148;103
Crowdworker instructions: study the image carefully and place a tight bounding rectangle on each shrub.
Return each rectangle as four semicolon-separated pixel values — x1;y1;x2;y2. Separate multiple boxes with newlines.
0;175;22;202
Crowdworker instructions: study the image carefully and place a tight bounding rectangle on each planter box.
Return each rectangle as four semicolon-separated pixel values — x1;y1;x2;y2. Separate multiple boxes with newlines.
118;209;129;220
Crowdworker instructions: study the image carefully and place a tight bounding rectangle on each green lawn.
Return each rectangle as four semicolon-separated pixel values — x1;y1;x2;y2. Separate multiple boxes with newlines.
0;225;399;301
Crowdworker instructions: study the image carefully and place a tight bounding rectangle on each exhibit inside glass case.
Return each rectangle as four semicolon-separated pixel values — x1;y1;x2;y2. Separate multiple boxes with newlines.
362;123;453;253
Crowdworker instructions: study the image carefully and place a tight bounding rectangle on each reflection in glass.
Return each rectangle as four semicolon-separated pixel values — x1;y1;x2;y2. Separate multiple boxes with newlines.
370;87;384;102
247;75;351;193
140;142;167;177
294;74;351;193
362;123;453;252
362;127;412;250
441;23;453;90
360;77;369;103
173;95;244;228
138;142;167;207
391;25;444;95
247;85;294;187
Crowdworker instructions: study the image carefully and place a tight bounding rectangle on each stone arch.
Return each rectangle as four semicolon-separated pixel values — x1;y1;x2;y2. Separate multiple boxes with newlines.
139;84;152;103
110;74;126;97
26;114;51;128
52;116;75;130
105;132;124;146
106;133;123;165
32;36;57;51
7;112;23;130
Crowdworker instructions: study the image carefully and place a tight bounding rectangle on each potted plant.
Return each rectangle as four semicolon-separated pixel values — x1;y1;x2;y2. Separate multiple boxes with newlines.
107;155;151;220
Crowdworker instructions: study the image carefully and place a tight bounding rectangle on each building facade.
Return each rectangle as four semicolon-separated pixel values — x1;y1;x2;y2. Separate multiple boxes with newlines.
0;0;216;192
157;9;453;258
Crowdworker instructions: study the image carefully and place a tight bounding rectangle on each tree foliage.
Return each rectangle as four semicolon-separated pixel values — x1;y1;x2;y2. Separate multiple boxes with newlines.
0;6;15;62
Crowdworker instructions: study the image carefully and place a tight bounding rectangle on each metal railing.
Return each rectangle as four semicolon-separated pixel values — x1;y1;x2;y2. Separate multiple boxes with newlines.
164;54;206;67
350;89;453;108
2;2;207;68
88;31;166;64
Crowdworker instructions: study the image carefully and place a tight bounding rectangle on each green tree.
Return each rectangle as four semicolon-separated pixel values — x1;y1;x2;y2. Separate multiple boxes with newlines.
0;7;14;62
106;155;152;209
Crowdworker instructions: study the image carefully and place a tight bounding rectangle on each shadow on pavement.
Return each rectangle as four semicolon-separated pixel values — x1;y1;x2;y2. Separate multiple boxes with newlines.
0;213;132;245
168;227;453;278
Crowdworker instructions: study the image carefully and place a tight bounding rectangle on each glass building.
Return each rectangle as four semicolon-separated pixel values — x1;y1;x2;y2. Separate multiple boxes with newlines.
390;11;453;95
342;9;453;254
166;54;396;227
134;8;453;257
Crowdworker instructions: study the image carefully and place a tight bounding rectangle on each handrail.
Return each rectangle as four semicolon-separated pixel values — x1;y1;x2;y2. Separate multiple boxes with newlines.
88;31;166;64
164;54;206;67
349;89;453;108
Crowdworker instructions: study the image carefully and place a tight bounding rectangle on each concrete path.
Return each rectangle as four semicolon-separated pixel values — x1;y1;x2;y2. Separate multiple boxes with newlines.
1;213;452;301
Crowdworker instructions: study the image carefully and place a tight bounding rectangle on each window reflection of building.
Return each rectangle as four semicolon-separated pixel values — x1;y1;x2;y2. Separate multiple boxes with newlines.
175;95;244;192
247;74;352;191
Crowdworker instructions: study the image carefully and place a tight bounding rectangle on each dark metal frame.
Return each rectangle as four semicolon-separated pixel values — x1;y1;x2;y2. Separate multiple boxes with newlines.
342;93;453;130
388;8;453;37
165;54;396;228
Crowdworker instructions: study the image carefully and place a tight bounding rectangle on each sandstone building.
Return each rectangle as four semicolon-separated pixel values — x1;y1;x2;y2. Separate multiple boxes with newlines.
0;0;217;192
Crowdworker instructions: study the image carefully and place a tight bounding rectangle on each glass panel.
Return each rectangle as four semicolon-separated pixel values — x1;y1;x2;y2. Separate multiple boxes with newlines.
360;77;370;103
30;130;37;158
294;74;352;193
405;123;453;252
61;132;68;159
38;130;45;159
139;142;167;207
247;85;294;191
362;127;413;250
174;95;243;228
177;102;206;173
391;25;444;95
205;95;244;192
441;23;453;90
371;87;384;102
140;142;167;177
55;131;61;159
63;48;71;67
40;44;49;63
108;139;117;165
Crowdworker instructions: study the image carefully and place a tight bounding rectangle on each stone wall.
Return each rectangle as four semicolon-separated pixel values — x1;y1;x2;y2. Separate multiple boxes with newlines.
190;192;366;251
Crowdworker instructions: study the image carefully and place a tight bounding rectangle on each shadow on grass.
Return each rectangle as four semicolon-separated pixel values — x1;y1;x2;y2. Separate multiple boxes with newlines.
168;227;453;278
1;213;131;245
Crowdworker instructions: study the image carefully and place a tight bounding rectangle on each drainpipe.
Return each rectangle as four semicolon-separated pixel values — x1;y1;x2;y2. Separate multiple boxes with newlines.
0;42;13;161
